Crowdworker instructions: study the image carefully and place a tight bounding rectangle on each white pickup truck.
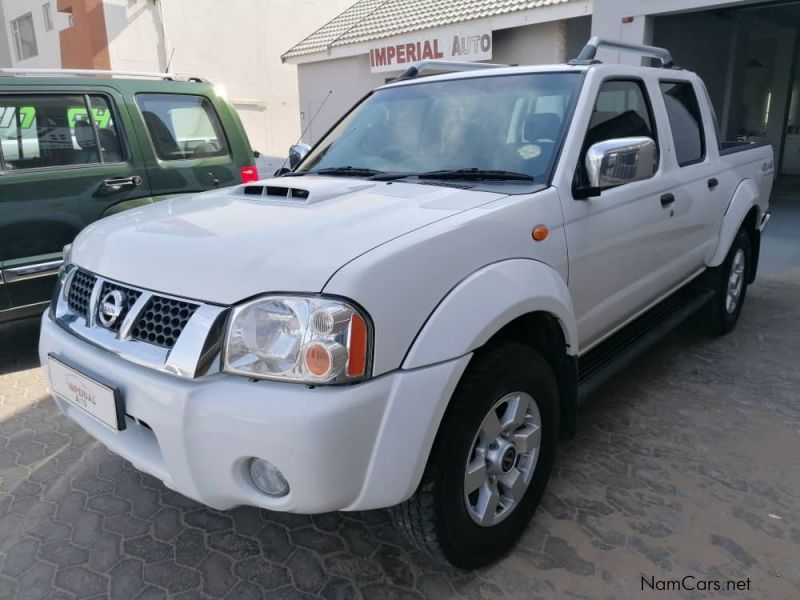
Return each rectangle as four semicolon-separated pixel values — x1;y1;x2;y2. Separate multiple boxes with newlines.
39;39;774;568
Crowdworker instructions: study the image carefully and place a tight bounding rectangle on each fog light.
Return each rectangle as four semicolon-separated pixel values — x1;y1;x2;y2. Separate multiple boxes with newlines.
249;458;289;497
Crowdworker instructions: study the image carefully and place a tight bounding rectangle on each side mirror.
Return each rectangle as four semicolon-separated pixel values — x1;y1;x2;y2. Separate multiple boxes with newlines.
288;143;311;169
585;137;657;191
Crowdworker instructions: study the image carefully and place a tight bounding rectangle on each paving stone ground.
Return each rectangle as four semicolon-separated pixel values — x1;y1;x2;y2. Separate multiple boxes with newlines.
1;274;799;599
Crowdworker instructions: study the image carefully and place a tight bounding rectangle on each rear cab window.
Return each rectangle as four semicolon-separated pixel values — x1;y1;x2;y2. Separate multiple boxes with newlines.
0;94;124;171
136;94;229;161
658;81;706;166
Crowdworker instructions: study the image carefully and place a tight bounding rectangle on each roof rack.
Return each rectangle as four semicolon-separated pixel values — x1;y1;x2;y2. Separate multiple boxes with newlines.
392;60;508;82
569;37;675;68
0;67;207;82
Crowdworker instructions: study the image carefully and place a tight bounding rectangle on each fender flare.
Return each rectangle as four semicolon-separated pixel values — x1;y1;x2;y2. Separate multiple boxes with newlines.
708;178;761;268
403;258;578;369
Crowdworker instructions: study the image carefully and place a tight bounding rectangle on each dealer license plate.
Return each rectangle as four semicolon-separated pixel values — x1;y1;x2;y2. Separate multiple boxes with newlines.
48;355;124;431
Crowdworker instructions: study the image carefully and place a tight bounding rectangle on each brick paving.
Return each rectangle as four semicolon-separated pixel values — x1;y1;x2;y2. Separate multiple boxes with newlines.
1;275;799;599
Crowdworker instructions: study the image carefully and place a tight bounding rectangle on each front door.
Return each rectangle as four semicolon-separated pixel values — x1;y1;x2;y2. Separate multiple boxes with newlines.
0;90;151;314
559;78;677;350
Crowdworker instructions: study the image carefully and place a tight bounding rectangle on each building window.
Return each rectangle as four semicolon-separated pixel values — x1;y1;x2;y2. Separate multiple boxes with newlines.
68;14;75;27
42;3;53;32
11;13;38;61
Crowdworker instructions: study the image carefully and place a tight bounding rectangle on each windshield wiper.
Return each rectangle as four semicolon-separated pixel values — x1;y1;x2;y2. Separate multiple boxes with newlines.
311;166;385;177
415;168;534;182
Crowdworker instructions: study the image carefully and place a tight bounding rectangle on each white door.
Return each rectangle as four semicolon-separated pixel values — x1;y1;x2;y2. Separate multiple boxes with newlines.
656;79;731;275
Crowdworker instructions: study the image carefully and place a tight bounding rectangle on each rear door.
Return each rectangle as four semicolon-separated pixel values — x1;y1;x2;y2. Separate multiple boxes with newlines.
0;89;151;312
133;92;242;194
655;78;733;271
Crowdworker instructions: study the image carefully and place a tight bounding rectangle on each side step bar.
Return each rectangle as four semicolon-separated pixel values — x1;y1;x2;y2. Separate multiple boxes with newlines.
577;284;713;402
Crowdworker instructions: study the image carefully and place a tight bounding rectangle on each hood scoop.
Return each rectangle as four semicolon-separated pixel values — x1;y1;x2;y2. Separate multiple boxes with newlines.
243;185;310;202
240;177;375;205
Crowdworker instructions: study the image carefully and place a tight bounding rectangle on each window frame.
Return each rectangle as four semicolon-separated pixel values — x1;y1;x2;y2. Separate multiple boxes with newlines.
135;92;231;162
42;3;53;32
11;13;38;61
86;93;129;165
658;79;707;168
0;92;128;174
573;76;661;198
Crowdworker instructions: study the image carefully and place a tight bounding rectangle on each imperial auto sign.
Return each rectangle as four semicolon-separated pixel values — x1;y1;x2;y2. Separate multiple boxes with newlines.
368;25;493;73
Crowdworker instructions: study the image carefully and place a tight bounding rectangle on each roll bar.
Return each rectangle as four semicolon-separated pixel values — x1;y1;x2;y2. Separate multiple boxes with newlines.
569;37;675;68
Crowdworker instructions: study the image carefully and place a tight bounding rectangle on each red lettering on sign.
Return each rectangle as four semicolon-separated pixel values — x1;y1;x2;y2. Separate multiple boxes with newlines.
387;46;396;63
433;39;444;58
396;44;405;63
406;43;417;62
373;47;387;66
421;40;433;60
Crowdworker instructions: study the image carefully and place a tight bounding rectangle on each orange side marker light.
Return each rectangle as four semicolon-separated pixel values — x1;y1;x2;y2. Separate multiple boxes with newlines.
347;314;368;377
532;225;549;242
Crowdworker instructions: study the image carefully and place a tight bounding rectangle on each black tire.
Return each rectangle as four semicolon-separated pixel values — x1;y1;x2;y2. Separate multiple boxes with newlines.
390;342;559;568
703;228;752;335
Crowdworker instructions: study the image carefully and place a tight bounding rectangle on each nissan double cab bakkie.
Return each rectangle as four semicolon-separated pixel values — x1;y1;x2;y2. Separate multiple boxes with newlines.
39;39;774;568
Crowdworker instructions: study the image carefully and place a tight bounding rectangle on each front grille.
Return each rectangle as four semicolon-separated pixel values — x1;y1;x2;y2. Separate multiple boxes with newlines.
98;281;142;332
131;297;199;349
67;270;97;318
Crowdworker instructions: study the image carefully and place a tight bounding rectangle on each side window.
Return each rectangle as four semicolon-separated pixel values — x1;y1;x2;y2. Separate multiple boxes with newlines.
136;94;229;161
659;81;705;166
586;80;658;148
575;79;659;190
0;95;109;171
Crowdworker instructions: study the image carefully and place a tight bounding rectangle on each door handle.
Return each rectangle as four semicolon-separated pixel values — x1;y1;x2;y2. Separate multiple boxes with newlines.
660;193;675;207
708;178;719;190
102;176;142;191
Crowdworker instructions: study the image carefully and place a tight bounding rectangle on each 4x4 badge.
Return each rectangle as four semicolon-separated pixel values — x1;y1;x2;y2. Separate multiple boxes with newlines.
98;290;126;328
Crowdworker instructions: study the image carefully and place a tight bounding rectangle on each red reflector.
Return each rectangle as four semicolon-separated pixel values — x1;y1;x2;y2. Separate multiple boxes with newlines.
240;165;259;183
622;16;634;23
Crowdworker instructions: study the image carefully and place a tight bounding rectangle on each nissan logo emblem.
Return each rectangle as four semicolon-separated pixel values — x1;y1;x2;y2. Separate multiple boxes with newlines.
98;289;126;327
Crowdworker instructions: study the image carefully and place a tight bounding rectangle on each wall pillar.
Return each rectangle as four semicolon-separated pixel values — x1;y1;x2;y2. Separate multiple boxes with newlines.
57;0;111;69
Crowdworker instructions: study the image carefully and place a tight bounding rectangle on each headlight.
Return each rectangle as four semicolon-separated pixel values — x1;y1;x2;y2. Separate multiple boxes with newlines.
223;295;371;384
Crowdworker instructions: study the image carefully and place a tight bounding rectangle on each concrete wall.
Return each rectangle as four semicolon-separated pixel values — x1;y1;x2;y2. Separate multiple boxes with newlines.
103;0;165;71
1;0;68;67
59;0;111;69
0;1;9;66
492;20;566;65
297;54;387;146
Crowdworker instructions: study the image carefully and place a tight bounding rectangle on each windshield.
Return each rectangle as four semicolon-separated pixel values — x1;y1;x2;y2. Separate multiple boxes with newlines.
297;72;582;183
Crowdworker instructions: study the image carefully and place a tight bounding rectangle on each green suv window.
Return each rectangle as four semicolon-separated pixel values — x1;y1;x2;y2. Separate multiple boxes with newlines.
137;93;230;161
0;94;123;170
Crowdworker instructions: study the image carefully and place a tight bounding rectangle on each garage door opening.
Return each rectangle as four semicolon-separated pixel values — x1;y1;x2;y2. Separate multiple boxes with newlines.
653;1;800;198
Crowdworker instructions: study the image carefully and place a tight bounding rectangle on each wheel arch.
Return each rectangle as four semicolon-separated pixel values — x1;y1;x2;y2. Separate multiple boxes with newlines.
709;178;762;282
402;259;580;439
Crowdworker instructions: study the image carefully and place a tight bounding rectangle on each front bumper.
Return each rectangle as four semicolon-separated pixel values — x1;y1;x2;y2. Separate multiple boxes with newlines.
39;314;470;513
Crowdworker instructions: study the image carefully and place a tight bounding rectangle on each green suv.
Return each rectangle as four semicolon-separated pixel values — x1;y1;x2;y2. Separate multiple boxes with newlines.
0;69;258;323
